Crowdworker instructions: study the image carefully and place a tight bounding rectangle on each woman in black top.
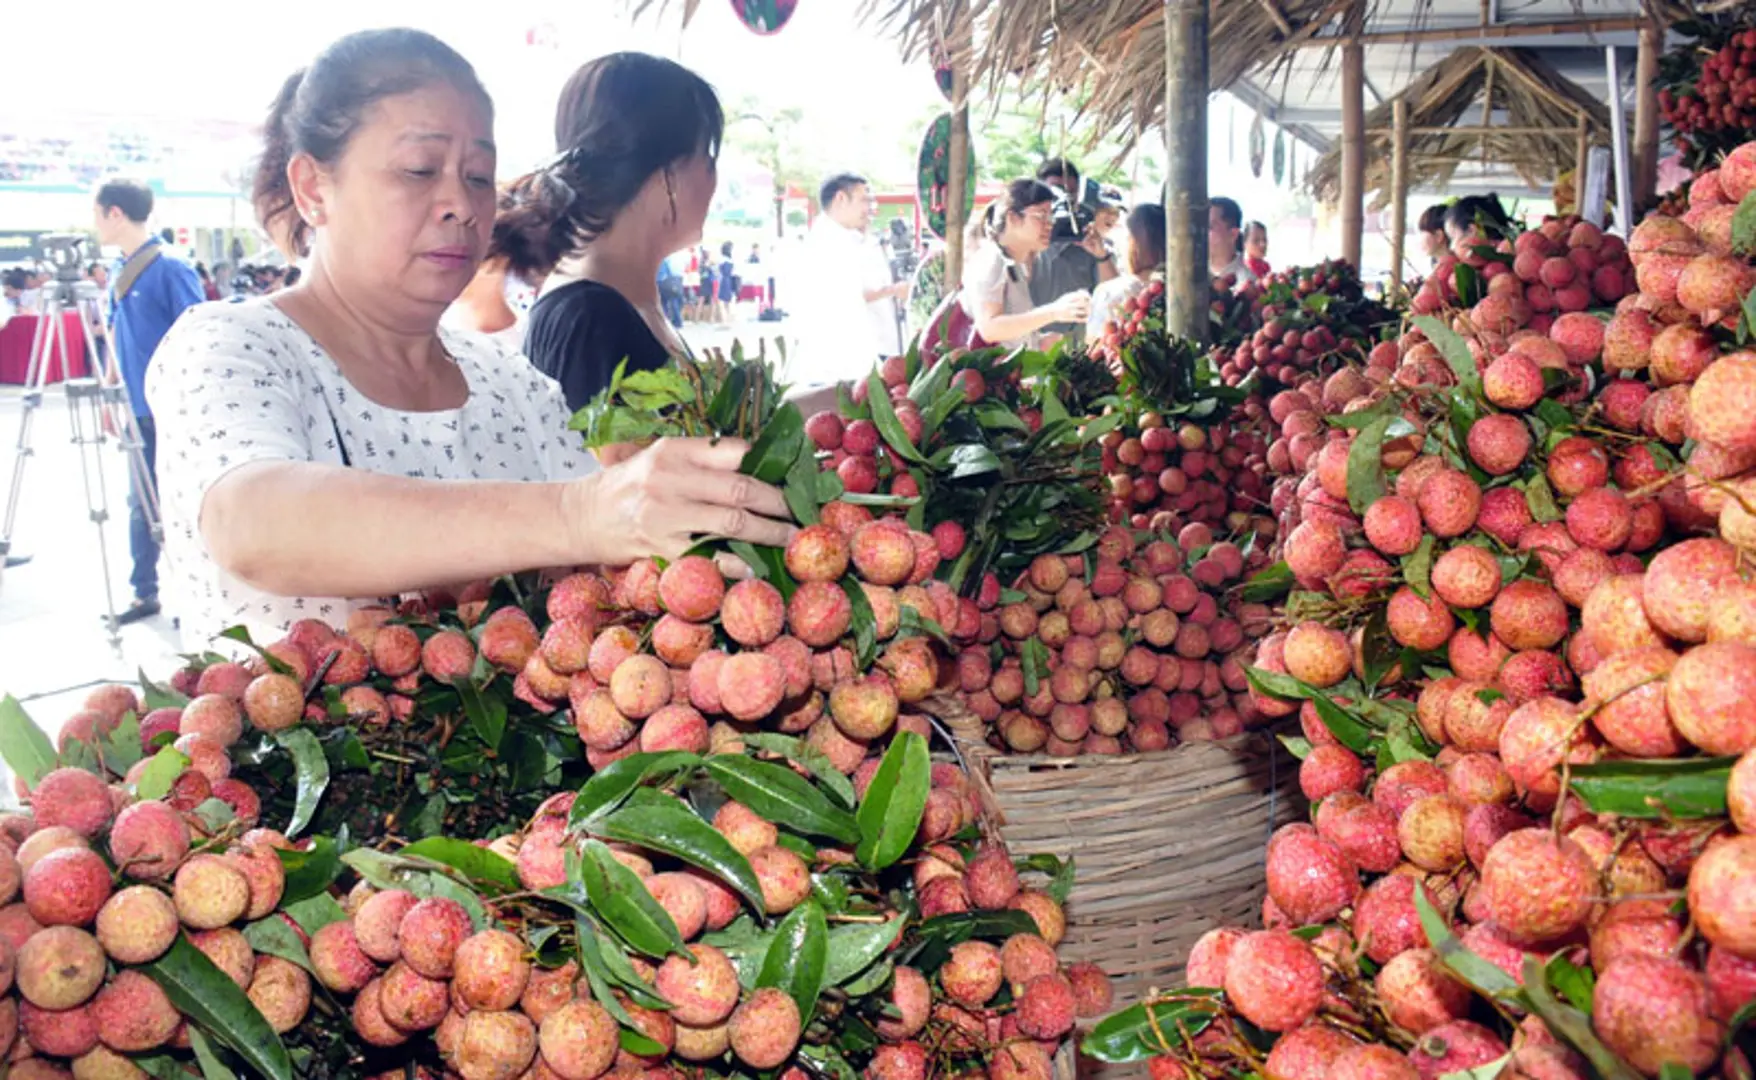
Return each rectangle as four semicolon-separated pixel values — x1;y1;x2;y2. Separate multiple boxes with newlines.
494;53;722;410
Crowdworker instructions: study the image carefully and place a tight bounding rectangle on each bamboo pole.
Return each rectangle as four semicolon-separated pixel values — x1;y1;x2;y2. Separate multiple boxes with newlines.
1575;114;1591;213
1341;39;1366;269
945;10;972;286
1164;0;1209;345
1633;14;1663;210
1390;97;1409;295
1290;15;1643;48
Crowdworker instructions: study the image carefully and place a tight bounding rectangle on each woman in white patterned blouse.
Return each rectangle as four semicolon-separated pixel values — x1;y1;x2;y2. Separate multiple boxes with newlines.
148;29;791;643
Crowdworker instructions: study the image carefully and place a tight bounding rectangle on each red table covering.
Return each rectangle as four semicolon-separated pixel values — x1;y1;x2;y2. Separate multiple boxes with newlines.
0;313;90;385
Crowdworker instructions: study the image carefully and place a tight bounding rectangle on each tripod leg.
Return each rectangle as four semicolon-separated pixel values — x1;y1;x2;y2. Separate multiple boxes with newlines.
52;302;125;646
0;305;55;592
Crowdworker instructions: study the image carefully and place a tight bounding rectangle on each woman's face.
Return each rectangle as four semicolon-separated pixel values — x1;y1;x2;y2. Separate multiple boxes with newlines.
1004;201;1055;256
1246;226;1267;259
1423;228;1449;259
299;82;498;310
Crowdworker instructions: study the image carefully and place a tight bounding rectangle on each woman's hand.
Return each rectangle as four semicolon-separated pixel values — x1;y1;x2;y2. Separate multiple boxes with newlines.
568;437;795;564
1052;290;1092;323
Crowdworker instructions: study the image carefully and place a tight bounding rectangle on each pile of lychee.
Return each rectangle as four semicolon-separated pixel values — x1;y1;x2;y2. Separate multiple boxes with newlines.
954;523;1283;756
1660;31;1756;162
1110;210;1756;1079
1215;258;1384;388
1411;215;1634;338
0;678;303;1079
1098;410;1275;540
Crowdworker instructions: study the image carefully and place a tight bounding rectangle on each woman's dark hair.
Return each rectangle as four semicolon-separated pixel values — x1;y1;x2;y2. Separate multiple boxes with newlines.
1127;204;1167;276
254;28;492;258
492;53;723;280
720;241;733;257
982;178;1056;240
1418;203;1449;234
1445;194;1513;240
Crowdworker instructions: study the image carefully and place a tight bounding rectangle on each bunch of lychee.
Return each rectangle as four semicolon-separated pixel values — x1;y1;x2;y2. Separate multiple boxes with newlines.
805;353;1031;501
0;680;307;1078
1091;277;1165;368
1660;34;1756;162
1215;260;1381;388
1410;215;1633;336
1098;411;1275;540
954;524;1283;756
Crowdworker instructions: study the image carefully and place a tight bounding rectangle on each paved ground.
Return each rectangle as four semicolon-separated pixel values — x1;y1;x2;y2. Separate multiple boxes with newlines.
0;316;794;760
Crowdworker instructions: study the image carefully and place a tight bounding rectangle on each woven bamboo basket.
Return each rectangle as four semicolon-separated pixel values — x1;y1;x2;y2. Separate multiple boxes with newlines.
926;694;1301;1075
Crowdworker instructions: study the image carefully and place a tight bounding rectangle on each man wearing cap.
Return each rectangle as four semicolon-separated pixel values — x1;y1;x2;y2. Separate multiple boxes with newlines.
1030;159;1121;335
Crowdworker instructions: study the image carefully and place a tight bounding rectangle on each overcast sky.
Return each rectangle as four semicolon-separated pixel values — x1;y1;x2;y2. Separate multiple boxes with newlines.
0;1;950;181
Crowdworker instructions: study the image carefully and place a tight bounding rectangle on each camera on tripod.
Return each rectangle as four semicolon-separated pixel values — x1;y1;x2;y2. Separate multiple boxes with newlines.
886;218;920;284
40;233;95;283
1051;178;1106;242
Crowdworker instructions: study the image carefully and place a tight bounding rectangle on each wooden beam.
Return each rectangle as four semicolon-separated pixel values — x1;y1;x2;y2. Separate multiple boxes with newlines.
1633;14;1663;210
1368;125;1586;136
944;7;972;285
1391;97;1410;294
1164;0;1210;343
1290;16;1643;48
1490;49;1592;124
1341;39;1365;269
1255;0;1294;39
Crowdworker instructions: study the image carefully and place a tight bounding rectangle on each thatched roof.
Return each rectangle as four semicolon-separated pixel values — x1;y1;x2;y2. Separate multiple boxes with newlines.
853;0;1375;146
1304;47;1614;207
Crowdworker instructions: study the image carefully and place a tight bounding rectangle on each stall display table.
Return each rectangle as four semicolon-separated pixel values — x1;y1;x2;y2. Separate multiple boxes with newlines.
0;313;90;386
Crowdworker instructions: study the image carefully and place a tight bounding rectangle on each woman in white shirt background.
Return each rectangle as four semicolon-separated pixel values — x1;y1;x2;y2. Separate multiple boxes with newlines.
960;178;1090;348
146;27;793;644
1088;204;1167;339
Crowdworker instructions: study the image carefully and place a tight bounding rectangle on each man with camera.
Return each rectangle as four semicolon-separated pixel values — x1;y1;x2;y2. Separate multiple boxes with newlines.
94;178;206;626
1029;158;1120;335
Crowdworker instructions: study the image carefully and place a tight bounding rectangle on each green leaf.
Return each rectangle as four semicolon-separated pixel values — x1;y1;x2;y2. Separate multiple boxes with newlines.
273;728;329;839
1403;533;1436;598
1567;757;1733;820
135;747;191;801
143;936;293;1080
341;849;489;929
398;837;521;893
1046;854;1076;905
578;839;689;959
902;910;1041;974
1546;953;1596;1014
1346;416;1393;516
0;695;58;788
855;731;930;870
193;797;236;834
945;444;1002;479
865;374;926;464
218;626;295;677
1241;561;1295;603
243;915;315;974
703;756;860;844
569;751;704;832
757;900;828;1021
189;1025;241;1080
276;836;341;903
784;434;823;527
1020;637;1049;699
596;788;765;913
280;891;348;936
1416;886;1520;997
139;668;191;711
458;680;508;751
1080;989;1225;1063
1522;954;1644;1080
821;915;904;987
1411;315;1482;396
1524;474;1563;523
1279;735;1313;760
1733;192;1756;255
842;580;878;671
1440;1053;1513;1080
739;733;857;809
574;917;657;1030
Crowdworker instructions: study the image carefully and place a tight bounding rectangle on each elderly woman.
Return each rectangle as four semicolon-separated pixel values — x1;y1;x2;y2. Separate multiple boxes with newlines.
147;29;791;643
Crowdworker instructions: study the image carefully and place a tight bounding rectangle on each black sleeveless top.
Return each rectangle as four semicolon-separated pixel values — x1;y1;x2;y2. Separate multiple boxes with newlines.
524;279;670;411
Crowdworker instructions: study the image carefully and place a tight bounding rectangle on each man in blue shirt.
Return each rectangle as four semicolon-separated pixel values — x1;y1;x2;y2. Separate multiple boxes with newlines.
93;179;206;625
